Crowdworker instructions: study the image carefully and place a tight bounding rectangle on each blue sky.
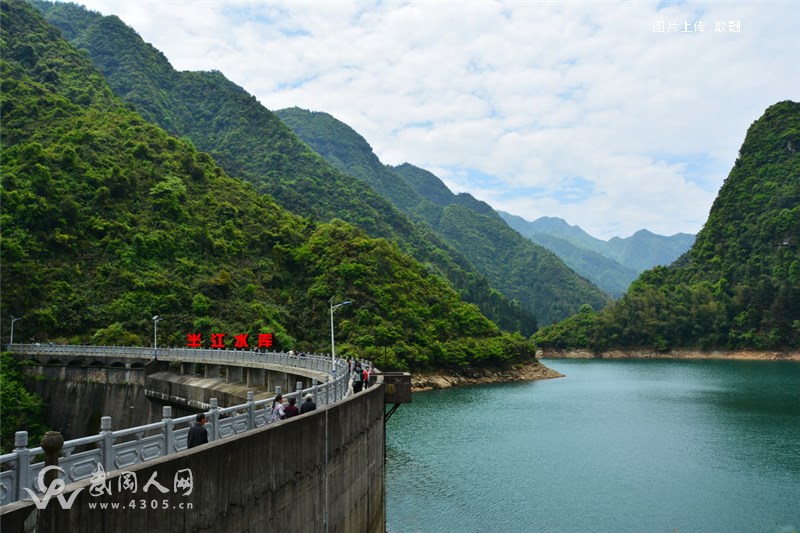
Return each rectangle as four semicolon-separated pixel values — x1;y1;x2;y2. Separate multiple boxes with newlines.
73;0;799;240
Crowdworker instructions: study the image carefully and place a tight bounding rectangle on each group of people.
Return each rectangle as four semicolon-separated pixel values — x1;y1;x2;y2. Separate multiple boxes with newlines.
350;360;371;393
187;358;374;450
186;393;318;449
269;393;317;422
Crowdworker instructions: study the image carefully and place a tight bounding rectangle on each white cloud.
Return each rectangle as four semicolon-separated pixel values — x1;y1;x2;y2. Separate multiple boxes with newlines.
74;0;798;239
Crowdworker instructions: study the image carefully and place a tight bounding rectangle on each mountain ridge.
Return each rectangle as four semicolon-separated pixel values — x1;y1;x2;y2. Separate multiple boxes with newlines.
499;211;695;296
32;0;542;333
2;0;540;373
275;107;611;324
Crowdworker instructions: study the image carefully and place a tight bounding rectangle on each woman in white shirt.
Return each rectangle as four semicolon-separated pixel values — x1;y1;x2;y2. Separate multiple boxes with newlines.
270;393;285;423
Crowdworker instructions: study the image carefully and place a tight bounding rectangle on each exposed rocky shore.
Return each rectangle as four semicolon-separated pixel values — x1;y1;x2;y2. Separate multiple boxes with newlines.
408;350;800;392
411;360;564;392
539;348;800;361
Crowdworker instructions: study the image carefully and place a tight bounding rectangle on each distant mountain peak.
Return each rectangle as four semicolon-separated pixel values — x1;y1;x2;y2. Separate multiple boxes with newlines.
499;211;695;291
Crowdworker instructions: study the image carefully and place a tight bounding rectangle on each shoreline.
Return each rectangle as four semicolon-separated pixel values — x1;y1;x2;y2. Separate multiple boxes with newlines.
538;348;800;361
410;360;564;392
409;350;800;392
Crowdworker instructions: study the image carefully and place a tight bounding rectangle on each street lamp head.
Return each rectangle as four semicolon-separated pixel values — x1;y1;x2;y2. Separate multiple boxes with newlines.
331;300;353;312
153;315;159;321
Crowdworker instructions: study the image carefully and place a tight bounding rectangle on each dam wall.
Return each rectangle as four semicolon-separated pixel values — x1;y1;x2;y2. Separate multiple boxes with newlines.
1;382;386;532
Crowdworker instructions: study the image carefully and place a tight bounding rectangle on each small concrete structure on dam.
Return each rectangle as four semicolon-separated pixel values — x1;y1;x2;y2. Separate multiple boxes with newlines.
1;344;411;533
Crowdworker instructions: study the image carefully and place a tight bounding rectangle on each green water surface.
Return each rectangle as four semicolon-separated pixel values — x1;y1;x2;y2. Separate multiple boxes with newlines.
386;359;800;532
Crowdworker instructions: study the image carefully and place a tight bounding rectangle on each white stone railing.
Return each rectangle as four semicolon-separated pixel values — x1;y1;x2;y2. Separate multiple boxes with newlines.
1;344;362;506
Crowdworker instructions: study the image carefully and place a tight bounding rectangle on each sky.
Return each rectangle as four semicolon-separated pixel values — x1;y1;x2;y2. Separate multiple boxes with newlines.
71;0;798;240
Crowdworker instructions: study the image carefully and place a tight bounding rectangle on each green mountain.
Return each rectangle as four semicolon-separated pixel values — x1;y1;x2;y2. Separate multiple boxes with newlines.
517;231;638;298
274;108;611;325
499;212;694;296
606;229;695;273
32;0;537;334
535;101;800;352
500;213;695;272
1;0;538;371
397;161;497;216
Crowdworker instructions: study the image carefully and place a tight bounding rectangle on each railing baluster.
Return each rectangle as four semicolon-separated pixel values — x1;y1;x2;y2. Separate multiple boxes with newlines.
209;398;219;442
101;416;113;470
14;432;30;502
162;406;174;457
247;391;255;429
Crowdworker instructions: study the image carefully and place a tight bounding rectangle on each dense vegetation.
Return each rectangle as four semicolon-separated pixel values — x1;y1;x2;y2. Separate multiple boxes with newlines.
0;353;48;453
535;101;800;352
1;0;537;372
276;108;611;325
32;0;542;334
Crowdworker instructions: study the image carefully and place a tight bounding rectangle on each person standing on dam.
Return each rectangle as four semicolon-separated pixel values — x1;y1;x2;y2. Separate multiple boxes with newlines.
187;413;208;449
352;362;364;393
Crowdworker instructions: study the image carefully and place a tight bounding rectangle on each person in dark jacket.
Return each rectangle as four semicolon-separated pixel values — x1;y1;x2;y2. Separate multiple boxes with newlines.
187;413;208;449
300;394;317;414
283;397;300;418
352;362;364;393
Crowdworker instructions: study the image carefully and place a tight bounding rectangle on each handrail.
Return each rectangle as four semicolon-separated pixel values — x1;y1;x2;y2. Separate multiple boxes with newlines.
1;344;372;507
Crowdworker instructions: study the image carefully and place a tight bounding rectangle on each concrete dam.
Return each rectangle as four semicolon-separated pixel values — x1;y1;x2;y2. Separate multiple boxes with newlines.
0;345;411;532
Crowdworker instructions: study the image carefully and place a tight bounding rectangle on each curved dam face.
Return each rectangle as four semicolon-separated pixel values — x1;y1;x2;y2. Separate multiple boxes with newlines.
19;359;157;439
2;382;386;533
17;356;326;439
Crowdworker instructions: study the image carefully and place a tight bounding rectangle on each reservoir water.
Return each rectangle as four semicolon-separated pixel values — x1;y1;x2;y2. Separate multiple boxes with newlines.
386;359;800;532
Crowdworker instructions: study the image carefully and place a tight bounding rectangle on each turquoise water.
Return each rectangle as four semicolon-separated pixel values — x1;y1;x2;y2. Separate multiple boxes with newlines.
386;359;800;532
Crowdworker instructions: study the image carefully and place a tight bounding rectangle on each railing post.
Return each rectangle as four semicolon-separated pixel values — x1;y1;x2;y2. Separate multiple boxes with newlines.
41;431;64;487
162;406;173;456
296;381;303;402
100;416;113;470
247;391;255;429
209;398;219;441
14;431;30;501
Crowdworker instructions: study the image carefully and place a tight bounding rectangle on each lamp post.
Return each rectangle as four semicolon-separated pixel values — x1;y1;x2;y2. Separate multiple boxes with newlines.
152;315;163;359
329;298;352;373
10;316;21;346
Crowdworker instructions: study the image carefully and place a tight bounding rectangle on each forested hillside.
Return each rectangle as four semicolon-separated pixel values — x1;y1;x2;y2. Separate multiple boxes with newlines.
1;0;538;371
275;108;611;325
535;101;800;352
32;0;538;334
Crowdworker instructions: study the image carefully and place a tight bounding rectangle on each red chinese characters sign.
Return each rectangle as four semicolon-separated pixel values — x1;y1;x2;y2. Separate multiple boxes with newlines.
186;333;273;349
